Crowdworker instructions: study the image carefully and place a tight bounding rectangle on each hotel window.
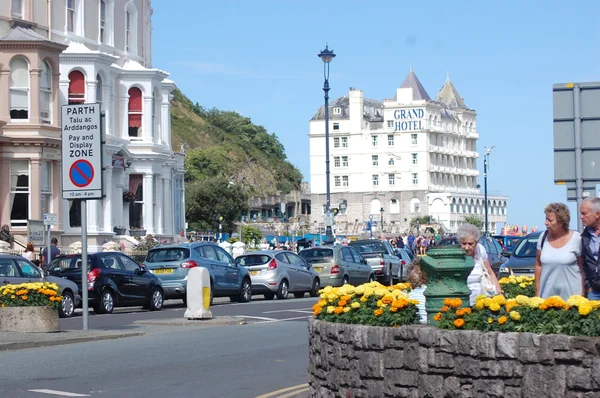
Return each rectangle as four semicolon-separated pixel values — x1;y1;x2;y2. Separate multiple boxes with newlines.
11;0;23;18
412;173;418;185
66;0;76;32
388;158;395;166
342;176;349;187
99;0;106;43
388;135;394;146
334;156;340;168
333;122;339;130
40;61;52;123
371;135;378;147
372;175;379;186
68;70;85;104
387;120;393;128
411;133;418;145
341;137;348;148
10;160;29;227
41;161;52;215
333;107;341;115
412;153;418;165
333;137;340;148
334;176;341;187
9;57;29;120
388;174;395;186
341;156;348;167
372;155;379;167
129;174;144;229
128;87;143;138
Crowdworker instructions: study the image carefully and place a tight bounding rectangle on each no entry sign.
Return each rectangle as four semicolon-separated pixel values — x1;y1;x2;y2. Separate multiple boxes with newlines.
61;103;103;199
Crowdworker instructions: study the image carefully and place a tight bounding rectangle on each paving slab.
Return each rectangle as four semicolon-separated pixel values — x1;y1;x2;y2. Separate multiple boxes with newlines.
133;315;242;327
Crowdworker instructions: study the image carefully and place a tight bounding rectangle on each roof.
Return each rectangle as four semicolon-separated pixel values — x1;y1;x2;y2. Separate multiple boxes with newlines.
435;78;467;109
0;25;48;41
311;94;383;121
397;69;431;101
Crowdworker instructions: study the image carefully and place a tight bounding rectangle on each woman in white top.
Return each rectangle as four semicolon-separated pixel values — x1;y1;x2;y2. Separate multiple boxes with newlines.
22;242;35;261
535;203;585;300
457;224;503;306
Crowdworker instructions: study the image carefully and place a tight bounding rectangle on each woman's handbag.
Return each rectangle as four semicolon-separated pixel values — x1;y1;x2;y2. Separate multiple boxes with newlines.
480;264;498;297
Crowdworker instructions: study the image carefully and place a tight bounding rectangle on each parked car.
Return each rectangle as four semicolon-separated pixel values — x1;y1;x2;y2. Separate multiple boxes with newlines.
298;245;375;287
235;250;320;300
348;239;402;284
498;231;542;278
393;248;413;281
46;252;164;314
492;235;523;253
436;235;508;276
143;242;252;304
0;253;81;318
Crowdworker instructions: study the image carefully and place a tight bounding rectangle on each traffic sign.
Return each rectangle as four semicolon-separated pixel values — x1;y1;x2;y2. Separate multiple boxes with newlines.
61;103;103;200
43;213;57;226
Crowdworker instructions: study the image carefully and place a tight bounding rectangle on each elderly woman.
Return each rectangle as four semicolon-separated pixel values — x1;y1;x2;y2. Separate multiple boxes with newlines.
535;203;584;300
457;223;503;305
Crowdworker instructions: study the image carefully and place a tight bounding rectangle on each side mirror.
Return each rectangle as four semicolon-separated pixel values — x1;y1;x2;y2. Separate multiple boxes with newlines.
136;265;147;274
502;251;512;258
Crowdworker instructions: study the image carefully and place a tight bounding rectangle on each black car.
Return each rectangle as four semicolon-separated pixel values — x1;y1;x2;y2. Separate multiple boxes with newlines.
46;252;164;314
435;235;508;276
498;231;542;278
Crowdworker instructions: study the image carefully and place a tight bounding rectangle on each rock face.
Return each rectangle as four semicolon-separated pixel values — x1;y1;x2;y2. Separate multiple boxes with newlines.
0;306;59;333
307;318;600;398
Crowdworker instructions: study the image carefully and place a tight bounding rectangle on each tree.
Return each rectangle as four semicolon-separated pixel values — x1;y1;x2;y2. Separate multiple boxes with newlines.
462;215;483;229
241;225;262;245
185;177;249;233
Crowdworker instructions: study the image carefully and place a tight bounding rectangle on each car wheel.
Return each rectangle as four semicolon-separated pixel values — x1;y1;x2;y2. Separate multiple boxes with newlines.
276;279;289;300
59;291;75;318
293;292;305;299
309;278;320;297
342;276;350;285
93;289;114;314
264;292;275;300
148;288;163;311
237;278;252;303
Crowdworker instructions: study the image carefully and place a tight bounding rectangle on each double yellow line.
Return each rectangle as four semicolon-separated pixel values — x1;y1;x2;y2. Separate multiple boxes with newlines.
256;383;309;398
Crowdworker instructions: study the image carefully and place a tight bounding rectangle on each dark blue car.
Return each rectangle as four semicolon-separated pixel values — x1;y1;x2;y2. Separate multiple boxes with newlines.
498;231;542;278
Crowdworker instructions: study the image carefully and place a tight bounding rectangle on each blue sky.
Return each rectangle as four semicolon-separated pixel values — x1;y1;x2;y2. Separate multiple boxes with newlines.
152;0;600;231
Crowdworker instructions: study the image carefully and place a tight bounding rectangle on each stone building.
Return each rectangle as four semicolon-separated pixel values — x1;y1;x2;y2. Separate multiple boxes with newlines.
309;68;507;235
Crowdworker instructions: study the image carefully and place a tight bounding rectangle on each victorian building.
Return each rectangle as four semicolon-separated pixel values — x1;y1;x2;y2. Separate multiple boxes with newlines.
309;68;508;234
0;0;185;250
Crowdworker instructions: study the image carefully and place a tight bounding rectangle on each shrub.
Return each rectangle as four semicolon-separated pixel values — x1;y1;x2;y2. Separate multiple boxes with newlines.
312;282;420;327
0;282;63;310
434;294;600;336
499;275;535;298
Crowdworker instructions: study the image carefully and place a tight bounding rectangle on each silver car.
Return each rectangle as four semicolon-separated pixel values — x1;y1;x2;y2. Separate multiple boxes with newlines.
298;246;375;287
235;250;320;300
0;253;81;318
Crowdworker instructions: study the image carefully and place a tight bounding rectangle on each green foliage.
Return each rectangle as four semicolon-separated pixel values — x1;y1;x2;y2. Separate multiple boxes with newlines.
185;177;249;232
241;225;262;245
462;215;483;229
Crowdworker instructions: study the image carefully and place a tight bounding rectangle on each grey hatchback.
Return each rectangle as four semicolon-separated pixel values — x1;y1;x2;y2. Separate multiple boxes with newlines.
143;242;252;304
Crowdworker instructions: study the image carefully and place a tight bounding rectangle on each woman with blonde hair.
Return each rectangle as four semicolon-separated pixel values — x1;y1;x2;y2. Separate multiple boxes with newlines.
535;203;585;299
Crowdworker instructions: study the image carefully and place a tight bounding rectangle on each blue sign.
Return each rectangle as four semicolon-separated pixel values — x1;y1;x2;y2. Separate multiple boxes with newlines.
69;159;95;188
392;108;424;132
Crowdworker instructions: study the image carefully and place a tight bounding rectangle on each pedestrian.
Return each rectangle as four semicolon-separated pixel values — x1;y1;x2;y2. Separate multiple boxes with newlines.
41;238;61;267
22;242;35;260
407;258;428;324
173;229;187;244
407;232;415;252
580;198;600;300
397;236;405;249
534;203;584;300
457;224;503;305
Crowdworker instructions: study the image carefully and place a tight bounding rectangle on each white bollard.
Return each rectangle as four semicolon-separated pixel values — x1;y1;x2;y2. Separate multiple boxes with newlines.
184;267;212;319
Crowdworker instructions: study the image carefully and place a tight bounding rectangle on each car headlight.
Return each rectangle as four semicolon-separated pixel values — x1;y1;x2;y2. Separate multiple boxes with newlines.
499;265;510;274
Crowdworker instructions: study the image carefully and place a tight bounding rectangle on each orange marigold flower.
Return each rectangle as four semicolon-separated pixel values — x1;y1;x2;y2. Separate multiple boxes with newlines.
334;306;344;315
462;308;472;315
393;298;408;308
338;300;347;307
498;316;508;325
21;295;28;300
433;312;442;322
450;298;462;308
341;295;352;301
453;318;465;328
374;309;384;317
443;298;453;306
314;307;322;316
441;306;449;312
382;296;394;305
389;306;398;313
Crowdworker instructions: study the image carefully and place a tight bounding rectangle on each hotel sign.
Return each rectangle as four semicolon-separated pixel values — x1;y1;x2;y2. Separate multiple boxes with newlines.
392;108;425;132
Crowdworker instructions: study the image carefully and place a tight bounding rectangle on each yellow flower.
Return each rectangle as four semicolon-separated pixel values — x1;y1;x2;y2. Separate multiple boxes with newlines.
488;317;494;324
519;282;527;288
509;311;521;321
498;316;508;325
489;303;501;312
351;302;360;309
578;303;593;316
498;277;509;284
374;309;384;317
528;297;544;309
375;288;388;298
360;296;368;302
475;294;487;302
343;307;351;313
10;295;15;299
317;299;327;307
327;293;338;303
327;306;335;314
492;295;506;306
355;286;365;296
475;301;485;310
1;304;4;308
515;295;531;306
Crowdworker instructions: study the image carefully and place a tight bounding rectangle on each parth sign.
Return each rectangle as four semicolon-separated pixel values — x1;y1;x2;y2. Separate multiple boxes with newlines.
61;103;103;200
392;108;425;132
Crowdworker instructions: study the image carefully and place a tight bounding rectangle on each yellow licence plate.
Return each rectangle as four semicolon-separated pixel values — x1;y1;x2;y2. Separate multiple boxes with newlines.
249;271;260;276
153;268;174;275
313;267;323;273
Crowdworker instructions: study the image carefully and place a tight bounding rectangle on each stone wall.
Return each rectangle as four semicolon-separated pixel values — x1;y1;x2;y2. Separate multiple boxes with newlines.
308;318;600;398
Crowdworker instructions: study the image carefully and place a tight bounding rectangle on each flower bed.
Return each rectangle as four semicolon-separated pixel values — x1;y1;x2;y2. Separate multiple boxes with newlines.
0;282;62;332
0;282;62;309
499;275;535;298
312;282;420;327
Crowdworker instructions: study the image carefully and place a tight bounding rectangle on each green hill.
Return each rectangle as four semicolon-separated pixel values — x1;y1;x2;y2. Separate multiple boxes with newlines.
171;89;303;196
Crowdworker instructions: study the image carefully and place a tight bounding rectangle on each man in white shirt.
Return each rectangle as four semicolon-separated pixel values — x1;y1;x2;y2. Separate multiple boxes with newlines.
173;229;187;244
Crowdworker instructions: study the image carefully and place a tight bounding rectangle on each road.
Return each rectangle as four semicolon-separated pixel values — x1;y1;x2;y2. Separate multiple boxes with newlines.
0;297;318;398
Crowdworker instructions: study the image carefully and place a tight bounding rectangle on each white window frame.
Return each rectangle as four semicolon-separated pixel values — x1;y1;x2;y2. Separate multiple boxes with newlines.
11;0;23;18
125;3;138;54
341;136;348;148
341;156;348;167
412;153;418;165
99;0;107;43
371;135;378;147
41;161;53;215
333;137;340;148
40;61;52;124
388;174;395;186
333;156;340;168
387;134;394;146
372;175;379;186
333;122;339;131
333;107;341;115
10;160;29;227
412;173;418;185
334;176;341;187
372;155;379;167
9;57;30;121
411;133;418;145
66;0;75;32
342;176;349;187
388;158;395;166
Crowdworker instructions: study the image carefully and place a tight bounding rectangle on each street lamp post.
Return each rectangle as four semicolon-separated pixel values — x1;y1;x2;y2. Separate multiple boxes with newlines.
483;145;495;236
318;45;336;245
218;215;223;241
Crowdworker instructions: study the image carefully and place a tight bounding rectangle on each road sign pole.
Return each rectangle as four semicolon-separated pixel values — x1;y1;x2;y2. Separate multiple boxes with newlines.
574;85;584;232
46;225;51;269
81;200;89;331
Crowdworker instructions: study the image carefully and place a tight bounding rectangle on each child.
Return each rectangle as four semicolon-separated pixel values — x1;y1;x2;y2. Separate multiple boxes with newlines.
407;258;428;323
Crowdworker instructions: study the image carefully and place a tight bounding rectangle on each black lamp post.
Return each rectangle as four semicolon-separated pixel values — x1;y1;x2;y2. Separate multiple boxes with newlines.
318;44;336;244
483;145;495;236
380;207;384;234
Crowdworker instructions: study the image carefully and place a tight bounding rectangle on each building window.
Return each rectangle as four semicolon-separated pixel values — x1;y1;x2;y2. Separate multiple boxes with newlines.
11;0;23;18
68;70;85;104
333;122;339;131
411;198;420;213
126;11;132;51
66;0;76;32
388;174;395;186
372;175;379;186
40;61;52;123
129;175;144;229
334;156;340;168
341;137;348;148
128;87;143;138
125;6;138;54
390;199;400;214
372;155;379;167
334;176;341;187
99;0;106;43
333;137;340;148
387;120;393;128
341;156;348;167
412;173;418;185
96;74;103;105
372;135;378;147
388;158;395;166
412;153;418;165
10;160;28;227
9;57;29;120
411;133;418;145
333;107;341;115
342;176;349;187
388;135;394;146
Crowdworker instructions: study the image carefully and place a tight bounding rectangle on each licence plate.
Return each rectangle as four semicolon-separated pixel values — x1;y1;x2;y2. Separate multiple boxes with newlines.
249;271;259;276
313;267;323;273
153;268;174;275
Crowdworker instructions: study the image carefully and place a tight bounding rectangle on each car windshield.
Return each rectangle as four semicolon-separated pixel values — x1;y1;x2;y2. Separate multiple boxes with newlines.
236;255;271;266
146;248;190;262
298;248;334;262
349;241;385;253
513;235;540;258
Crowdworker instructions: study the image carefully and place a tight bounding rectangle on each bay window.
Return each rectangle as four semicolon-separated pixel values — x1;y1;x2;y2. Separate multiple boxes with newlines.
10;160;29;227
9;57;29;120
128;87;142;138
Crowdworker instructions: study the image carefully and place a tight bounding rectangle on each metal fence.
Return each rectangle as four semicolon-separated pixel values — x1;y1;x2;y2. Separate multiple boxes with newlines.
6;249;149;264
